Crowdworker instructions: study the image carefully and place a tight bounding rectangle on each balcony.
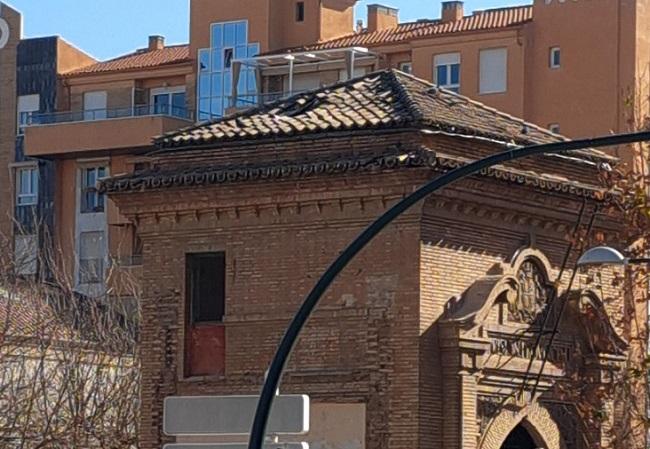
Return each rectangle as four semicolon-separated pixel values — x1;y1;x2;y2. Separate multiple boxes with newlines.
224;47;379;113
23;105;194;158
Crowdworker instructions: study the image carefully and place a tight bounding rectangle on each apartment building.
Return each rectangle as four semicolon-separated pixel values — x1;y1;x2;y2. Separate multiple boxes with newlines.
207;0;650;147
0;4;97;278
13;0;649;296
22;36;193;297
8;0;358;297
0;1;645;295
0;3;191;298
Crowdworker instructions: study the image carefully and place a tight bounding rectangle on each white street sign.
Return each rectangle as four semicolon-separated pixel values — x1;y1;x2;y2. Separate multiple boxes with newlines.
163;444;309;449
163;395;310;436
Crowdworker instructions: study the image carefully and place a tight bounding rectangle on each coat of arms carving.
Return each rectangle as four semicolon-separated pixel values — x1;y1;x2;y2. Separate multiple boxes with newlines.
508;260;552;323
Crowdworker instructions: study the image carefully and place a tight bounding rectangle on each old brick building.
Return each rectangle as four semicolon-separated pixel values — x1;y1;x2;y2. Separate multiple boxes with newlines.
105;69;635;449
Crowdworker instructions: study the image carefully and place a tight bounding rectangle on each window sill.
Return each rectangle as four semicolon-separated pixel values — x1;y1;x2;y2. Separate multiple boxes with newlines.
478;90;507;96
180;374;226;383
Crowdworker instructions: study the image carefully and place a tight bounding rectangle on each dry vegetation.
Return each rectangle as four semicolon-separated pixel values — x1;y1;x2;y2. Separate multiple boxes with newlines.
0;230;140;449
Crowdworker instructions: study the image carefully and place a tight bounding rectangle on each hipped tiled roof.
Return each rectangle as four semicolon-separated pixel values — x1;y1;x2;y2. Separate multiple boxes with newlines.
276;6;532;52
157;70;610;161
64;45;190;76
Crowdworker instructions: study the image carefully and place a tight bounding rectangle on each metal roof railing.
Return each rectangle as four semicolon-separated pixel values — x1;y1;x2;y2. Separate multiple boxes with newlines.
22;105;194;127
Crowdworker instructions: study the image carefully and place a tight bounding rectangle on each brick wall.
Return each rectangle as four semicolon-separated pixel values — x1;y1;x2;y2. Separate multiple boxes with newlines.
128;174;423;449
110;130;629;449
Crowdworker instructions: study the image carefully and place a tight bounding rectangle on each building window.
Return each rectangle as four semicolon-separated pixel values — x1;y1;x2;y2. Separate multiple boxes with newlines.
434;53;460;93
550;47;561;69
151;88;187;118
16;167;38;206
187;253;226;323
133;232;143;259
79;231;105;284
398;62;413;74
17;94;40;134
223;47;234;69
479;48;508;94
296;2;305;22
198;20;260;120
185;252;226;377
81;166;107;214
83;91;108;121
549;123;561;134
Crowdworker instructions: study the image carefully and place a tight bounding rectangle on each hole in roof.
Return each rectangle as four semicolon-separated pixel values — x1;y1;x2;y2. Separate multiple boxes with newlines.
282;94;321;117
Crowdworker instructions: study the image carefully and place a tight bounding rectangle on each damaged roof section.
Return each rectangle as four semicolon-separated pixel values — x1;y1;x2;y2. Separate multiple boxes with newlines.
155;70;614;165
102;69;615;198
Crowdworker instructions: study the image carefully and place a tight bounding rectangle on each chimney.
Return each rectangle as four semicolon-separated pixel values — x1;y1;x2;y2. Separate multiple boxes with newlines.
148;35;165;51
441;1;464;22
367;4;399;33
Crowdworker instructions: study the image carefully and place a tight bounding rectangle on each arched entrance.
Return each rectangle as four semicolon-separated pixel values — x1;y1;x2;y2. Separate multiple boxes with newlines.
501;424;539;449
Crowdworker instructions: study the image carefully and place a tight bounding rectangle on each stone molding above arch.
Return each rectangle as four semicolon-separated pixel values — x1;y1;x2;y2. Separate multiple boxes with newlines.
443;246;555;330
479;402;567;449
509;247;554;280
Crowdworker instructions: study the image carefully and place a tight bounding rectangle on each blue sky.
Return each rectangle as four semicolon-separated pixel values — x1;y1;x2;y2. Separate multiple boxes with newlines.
7;0;529;60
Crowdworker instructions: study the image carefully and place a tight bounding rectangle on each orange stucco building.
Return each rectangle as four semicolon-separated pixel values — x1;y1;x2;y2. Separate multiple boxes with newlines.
13;0;650;298
219;0;650;144
23;36;193;297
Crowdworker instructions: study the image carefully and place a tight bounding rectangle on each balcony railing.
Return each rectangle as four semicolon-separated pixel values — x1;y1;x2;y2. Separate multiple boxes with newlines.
22;105;194;127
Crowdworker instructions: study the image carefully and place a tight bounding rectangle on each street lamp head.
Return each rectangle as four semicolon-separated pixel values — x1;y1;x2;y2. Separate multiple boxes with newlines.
576;246;626;267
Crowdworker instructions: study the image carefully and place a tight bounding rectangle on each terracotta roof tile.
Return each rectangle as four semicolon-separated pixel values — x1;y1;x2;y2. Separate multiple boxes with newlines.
64;45;190;76
0;292;73;340
276;6;532;53
157;69;610;158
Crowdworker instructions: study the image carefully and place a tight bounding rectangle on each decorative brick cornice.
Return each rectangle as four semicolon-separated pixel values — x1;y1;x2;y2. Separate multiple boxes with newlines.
102;147;610;201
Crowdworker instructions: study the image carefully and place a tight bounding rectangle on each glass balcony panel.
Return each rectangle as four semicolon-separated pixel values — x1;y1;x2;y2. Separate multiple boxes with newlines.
247;43;260;58
224;23;236;47
235;21;247;45
199;49;210;72
211;23;223;49
212;48;223;71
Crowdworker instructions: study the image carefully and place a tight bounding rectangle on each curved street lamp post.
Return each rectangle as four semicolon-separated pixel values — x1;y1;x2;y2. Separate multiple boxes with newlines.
248;131;650;449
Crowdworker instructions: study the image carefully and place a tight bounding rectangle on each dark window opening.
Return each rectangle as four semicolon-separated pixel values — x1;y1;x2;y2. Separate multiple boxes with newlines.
133;161;151;174
296;2;305;22
81;167;106;214
129;232;144;266
187;252;226;323
550;47;561;68
224;48;234;69
133;233;143;257
185;252;226;377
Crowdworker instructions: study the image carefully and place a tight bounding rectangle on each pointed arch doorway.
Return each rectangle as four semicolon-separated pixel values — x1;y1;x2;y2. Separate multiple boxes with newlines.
501;424;542;449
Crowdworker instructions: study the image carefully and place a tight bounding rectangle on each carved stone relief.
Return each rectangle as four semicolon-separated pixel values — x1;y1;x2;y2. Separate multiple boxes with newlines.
509;259;552;324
